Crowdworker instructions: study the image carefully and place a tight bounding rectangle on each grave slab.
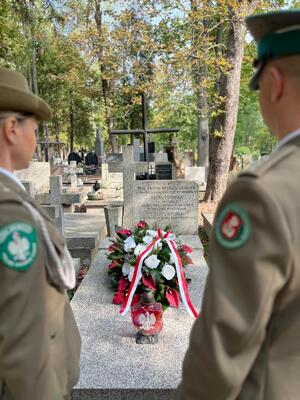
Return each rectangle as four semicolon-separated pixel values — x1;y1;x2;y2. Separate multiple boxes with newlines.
71;238;208;400
64;213;107;265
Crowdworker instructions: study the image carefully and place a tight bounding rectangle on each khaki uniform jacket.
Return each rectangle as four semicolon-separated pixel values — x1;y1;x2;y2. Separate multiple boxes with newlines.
0;173;81;400
176;135;300;400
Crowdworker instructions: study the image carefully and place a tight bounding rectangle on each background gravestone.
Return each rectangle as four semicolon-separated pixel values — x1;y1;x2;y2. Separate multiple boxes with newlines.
122;146;148;227
185;166;208;188
15;162;50;193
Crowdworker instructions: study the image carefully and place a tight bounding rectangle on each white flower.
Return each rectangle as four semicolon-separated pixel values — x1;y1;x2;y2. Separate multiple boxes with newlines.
122;262;132;276
144;254;160;269
153;241;162;250
124;236;136;252
169;253;176;265
143;235;154;245
128;267;142;282
161;263;176;280
128;266;135;282
146;229;157;238
134;244;147;257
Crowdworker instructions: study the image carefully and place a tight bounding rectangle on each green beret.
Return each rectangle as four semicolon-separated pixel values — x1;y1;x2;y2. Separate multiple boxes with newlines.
246;9;300;90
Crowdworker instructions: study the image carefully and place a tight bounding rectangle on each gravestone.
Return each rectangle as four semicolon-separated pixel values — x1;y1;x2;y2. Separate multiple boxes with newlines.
22;181;36;198
35;176;81;232
184;150;194;168
133;181;199;235
101;163;123;189
154;153;169;163
71;236;208;399
104;205;123;236
69;161;78;188
95;130;104;164
185;166;207;188
133;138;144;162
155;153;172;180
155;163;172;180
107;153;123;173
122;146;148;228
121;146;198;234
15;162;50;193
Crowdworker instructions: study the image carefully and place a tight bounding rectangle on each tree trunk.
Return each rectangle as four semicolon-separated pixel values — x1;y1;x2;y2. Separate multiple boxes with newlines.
191;1;209;167
69;95;74;152
196;84;209;167
204;5;249;202
29;0;42;160
94;0;117;153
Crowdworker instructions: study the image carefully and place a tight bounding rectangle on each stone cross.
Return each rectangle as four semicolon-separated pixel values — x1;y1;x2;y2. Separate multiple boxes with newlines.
69;161;77;187
122;146;148;227
35;176;81;232
22;180;59;221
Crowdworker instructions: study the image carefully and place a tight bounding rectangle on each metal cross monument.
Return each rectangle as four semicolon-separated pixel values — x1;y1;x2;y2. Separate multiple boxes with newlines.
37;124;64;162
110;93;179;162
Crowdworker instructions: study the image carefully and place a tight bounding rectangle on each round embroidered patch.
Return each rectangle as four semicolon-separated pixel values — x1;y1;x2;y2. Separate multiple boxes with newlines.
0;222;38;271
215;204;251;249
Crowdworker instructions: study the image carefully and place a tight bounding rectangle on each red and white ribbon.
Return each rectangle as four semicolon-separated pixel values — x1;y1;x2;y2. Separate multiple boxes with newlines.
119;229;198;318
164;231;198;318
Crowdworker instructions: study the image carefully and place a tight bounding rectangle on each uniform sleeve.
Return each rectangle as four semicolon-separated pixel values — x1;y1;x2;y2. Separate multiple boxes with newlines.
176;177;292;399
0;202;63;400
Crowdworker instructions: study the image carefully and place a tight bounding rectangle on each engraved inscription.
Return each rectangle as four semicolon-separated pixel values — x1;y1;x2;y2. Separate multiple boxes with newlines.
132;181;198;234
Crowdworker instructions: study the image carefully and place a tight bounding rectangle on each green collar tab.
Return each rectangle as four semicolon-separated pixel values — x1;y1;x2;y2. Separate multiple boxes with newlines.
258;29;300;61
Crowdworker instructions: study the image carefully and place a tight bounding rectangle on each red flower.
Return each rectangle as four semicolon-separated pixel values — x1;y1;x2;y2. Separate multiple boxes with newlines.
132;293;142;305
136;220;148;229
118;276;129;291
108;260;119;270
113;291;126;304
142;273;156;291
117;229;132;237
181;244;193;254
166;288;180;308
108;243;119;252
182;255;193;265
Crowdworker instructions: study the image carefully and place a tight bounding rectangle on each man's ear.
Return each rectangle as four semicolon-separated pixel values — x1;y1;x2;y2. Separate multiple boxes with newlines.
269;66;284;102
2;117;18;145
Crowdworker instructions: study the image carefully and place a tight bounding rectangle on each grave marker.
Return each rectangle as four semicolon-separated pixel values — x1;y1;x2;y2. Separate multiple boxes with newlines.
133;181;199;235
185;166;208;187
122;146;148;227
35;176;81;232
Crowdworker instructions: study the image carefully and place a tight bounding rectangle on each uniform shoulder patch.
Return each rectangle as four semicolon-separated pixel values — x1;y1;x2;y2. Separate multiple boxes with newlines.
215;204;251;249
0;222;38;271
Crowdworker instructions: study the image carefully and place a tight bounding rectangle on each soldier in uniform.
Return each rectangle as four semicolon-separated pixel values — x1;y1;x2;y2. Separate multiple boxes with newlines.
176;9;300;400
0;67;81;399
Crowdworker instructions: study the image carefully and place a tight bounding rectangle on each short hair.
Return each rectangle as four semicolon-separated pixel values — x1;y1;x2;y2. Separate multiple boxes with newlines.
0;111;34;126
